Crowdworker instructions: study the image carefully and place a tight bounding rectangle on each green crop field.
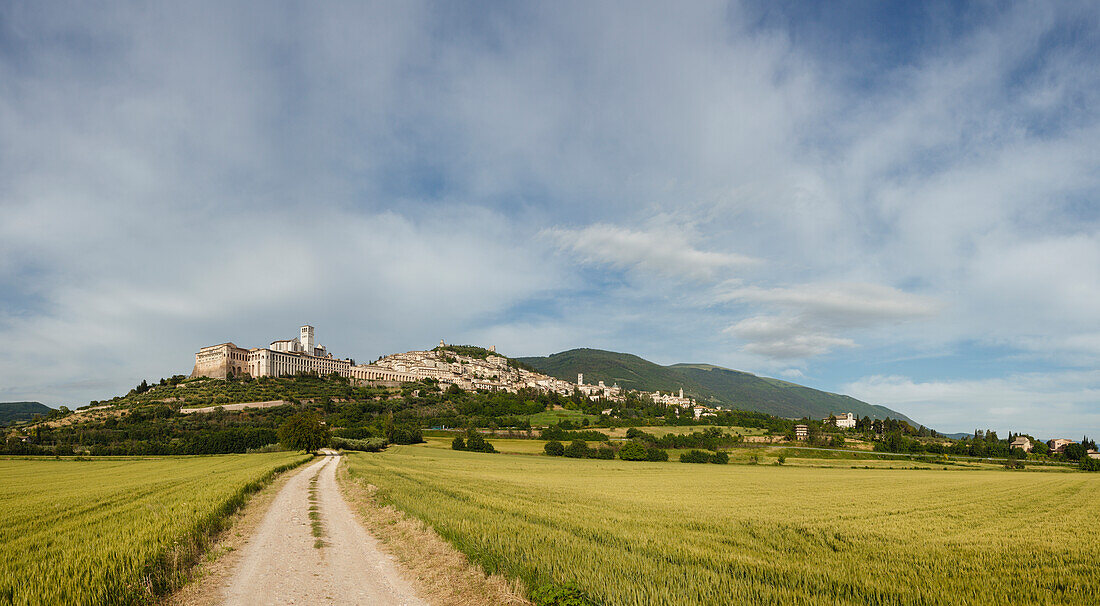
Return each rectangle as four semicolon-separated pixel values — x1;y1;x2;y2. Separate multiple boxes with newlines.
346;446;1100;605
0;453;310;606
520;408;601;426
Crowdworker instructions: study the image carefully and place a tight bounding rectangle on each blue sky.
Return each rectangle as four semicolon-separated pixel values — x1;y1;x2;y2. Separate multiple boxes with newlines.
1;1;1099;439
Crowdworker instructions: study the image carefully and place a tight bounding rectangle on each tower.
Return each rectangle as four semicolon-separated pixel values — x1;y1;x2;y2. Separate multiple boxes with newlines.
679;388;684;399
577;373;584;385
300;325;315;354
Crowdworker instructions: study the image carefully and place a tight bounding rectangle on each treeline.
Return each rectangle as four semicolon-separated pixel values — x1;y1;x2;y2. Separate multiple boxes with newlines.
624;427;743;450
540;426;611;442
544;439;669;461
2;427;276;456
872;429;1097;461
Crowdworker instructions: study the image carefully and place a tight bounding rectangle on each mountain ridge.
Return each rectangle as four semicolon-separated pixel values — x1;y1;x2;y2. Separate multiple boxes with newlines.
517;348;918;425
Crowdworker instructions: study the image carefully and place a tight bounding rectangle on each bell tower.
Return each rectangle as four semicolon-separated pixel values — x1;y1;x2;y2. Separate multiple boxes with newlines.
300;325;315;354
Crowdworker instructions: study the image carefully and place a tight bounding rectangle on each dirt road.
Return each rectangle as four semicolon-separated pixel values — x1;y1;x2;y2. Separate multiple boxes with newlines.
221;455;426;606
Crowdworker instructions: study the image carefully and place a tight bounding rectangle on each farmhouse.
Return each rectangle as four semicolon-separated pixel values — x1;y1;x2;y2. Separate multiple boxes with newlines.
794;424;808;440
1009;436;1032;452
1047;438;1074;454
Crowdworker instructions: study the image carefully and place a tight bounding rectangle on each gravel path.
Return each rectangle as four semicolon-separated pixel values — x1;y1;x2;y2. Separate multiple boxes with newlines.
221;455;426;606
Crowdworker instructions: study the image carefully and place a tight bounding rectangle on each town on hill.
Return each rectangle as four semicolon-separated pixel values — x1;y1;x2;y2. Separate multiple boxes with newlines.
4;324;1096;466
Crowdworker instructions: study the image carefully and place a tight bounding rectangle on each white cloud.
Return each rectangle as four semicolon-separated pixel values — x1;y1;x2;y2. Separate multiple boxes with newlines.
545;224;758;282
719;283;941;325
724;316;856;359
717;283;939;360
844;372;1100;438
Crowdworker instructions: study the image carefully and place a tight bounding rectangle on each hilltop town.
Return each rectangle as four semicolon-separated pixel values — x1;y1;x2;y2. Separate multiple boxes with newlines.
190;325;715;416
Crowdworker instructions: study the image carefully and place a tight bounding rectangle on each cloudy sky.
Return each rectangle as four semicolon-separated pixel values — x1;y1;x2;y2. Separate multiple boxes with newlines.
2;1;1098;438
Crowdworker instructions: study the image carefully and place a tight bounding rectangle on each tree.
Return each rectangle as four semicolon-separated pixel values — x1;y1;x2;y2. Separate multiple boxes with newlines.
451;436;465;451
680;450;711;463
1079;456;1100;472
1063;442;1087;461
618;441;648;461
645;446;669;462
544;440;564;456
564;440;589;458
278;413;329;452
465;432;488;451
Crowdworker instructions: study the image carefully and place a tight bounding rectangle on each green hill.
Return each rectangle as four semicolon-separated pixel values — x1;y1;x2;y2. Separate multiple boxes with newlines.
516;349;917;424
0;402;53;426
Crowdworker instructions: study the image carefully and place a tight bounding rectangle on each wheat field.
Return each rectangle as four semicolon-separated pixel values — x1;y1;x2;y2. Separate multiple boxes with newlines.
346;446;1099;605
0;453;309;606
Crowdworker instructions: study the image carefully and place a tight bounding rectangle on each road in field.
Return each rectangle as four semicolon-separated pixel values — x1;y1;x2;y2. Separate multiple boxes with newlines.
222;454;425;606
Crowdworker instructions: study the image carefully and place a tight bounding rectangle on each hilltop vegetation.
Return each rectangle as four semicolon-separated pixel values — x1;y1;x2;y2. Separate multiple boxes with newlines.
0;401;52;425
4;374;801;456
517;348;916;423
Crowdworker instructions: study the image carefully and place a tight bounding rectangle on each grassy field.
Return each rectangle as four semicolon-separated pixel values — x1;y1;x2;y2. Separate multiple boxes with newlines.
0;453;310;606
520;408;601;426
346;446;1100;605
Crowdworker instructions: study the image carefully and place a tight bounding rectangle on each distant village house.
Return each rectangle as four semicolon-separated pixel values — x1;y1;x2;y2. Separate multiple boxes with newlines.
794;424;808;440
1009;436;1032;453
1048;438;1074;454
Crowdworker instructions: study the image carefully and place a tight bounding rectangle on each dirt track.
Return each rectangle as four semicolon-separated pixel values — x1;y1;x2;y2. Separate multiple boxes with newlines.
220;455;425;606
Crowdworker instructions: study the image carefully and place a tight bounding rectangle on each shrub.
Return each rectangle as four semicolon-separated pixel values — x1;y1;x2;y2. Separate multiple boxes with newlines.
451;437;466;451
465;432;488;451
389;424;424;445
1080;457;1100;472
564;440;590;459
461;432;498;453
618;441;648;461
680;450;711;464
645;447;669;462
594;445;616;460
711;451;729;464
544;440;565;456
331;437;386;452
776;455;785;465
532;582;597;606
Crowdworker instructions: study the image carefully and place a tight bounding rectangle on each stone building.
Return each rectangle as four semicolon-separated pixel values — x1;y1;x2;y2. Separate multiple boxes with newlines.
190;325;356;380
1047;438;1074;454
824;412;857;429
